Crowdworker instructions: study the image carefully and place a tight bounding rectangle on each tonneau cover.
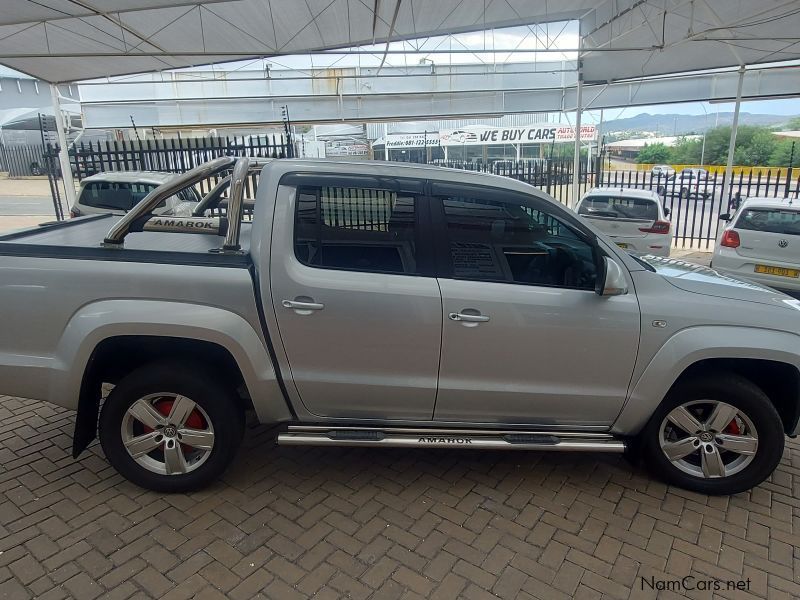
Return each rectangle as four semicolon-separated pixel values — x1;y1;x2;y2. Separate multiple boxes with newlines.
0;214;253;268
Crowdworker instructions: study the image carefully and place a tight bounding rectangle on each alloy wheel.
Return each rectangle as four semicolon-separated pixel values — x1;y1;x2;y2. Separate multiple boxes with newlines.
120;393;215;475
659;400;758;479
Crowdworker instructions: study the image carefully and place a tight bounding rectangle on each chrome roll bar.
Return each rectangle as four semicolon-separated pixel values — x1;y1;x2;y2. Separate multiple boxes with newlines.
192;158;272;218
222;156;249;252
192;175;231;217
103;156;236;247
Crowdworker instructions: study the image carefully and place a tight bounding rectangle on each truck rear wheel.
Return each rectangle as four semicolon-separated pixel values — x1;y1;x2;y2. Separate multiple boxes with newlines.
99;361;244;492
641;373;784;495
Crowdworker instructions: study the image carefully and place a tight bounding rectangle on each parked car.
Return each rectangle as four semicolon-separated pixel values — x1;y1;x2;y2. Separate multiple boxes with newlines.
70;171;201;218
575;188;672;256
712;197;800;292
650;164;675;178
672;168;712;200
1;157;798;495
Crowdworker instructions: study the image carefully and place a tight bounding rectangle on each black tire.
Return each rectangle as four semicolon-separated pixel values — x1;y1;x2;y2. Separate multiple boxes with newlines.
99;361;245;492
641;372;784;495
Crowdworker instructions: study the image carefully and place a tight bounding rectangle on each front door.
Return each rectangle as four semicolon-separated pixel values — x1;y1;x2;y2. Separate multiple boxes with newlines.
269;176;441;420
431;185;641;427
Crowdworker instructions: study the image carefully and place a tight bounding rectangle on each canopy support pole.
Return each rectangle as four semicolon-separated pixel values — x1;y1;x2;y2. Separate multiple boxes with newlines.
50;84;77;208
722;67;745;204
571;60;583;208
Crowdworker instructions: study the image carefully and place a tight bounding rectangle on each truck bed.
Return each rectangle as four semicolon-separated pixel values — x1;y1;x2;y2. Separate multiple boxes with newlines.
0;214;252;267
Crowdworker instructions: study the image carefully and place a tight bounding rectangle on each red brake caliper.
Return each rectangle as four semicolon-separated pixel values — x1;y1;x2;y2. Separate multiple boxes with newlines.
140;399;207;454
723;418;741;435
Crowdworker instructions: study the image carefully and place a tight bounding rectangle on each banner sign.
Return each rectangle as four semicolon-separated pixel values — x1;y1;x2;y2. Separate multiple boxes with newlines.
385;133;441;148
326;143;368;156
439;125;597;146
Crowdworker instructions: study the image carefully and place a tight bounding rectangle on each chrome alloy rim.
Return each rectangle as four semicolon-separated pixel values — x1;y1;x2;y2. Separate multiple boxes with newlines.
659;400;758;479
121;393;214;475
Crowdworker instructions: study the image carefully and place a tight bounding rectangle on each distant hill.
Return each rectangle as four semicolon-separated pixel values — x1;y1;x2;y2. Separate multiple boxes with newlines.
601;112;798;138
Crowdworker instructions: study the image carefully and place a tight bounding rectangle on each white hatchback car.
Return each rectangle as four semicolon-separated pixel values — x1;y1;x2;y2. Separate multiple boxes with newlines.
70;171;201;218
575;187;673;256
712;197;800;292
651;164;675;178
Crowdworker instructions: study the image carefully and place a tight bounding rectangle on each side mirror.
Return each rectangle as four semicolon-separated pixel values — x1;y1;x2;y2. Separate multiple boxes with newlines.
719;213;731;221
597;256;628;297
664;207;671;217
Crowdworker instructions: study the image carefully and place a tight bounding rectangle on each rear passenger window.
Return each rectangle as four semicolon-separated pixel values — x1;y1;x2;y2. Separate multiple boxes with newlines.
294;186;418;275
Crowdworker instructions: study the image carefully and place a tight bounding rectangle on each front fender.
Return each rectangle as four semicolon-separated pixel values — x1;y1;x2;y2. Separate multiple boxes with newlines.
50;299;291;424
612;325;800;435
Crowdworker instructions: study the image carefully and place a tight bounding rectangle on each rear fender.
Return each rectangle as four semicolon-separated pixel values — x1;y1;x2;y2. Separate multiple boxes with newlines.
53;300;291;451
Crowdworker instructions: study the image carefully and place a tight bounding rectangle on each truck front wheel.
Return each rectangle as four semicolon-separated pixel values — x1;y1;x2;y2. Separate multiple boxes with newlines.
641;373;784;495
99;361;245;492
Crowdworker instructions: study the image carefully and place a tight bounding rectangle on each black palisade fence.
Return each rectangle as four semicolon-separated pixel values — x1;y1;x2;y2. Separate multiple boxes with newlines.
66;134;293;195
433;156;799;249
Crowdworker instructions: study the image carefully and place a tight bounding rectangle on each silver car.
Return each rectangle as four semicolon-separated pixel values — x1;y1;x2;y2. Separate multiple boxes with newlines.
70;171;201;218
0;157;798;495
575;187;673;256
713;197;800;292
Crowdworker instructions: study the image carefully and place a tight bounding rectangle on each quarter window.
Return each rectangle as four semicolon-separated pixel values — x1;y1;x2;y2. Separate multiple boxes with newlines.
440;196;597;289
295;186;418;274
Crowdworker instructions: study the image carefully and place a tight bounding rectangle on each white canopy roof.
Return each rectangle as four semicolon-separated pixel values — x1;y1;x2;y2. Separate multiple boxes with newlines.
1;0;799;84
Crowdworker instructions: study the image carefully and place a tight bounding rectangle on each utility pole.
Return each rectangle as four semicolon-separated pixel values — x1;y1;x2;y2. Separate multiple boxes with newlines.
722;67;745;204
50;84;76;209
571;58;583;208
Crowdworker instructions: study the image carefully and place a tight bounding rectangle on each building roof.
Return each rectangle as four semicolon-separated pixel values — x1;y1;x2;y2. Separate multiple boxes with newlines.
1;1;798;84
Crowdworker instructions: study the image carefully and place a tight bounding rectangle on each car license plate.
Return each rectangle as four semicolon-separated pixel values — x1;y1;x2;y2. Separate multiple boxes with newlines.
616;242;629;249
754;264;800;278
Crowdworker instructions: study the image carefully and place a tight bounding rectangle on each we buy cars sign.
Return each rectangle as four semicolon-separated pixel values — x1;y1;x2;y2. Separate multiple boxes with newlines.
439;125;597;146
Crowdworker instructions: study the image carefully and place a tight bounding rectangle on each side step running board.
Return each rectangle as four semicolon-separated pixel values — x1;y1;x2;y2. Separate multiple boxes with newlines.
277;425;626;453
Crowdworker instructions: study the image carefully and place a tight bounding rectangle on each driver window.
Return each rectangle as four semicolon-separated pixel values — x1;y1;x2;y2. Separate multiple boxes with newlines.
440;196;597;290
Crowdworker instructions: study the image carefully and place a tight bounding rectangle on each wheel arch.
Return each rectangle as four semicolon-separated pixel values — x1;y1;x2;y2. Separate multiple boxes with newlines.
612;326;800;436
58;300;293;457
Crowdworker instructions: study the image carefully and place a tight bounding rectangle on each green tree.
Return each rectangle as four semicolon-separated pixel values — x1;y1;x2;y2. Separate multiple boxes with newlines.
668;137;702;164
636;142;671;163
732;128;776;166
785;116;800;130
769;139;799;167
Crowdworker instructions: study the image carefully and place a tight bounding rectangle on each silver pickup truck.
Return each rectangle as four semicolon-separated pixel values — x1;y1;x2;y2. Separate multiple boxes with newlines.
1;157;798;495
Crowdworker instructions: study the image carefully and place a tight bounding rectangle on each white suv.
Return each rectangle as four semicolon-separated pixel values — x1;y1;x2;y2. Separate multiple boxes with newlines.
70;171;201;218
712;197;800;292
575;187;673;256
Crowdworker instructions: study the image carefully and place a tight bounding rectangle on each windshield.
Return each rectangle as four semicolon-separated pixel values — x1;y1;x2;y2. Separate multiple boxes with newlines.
79;181;158;211
578;195;658;221
735;207;800;236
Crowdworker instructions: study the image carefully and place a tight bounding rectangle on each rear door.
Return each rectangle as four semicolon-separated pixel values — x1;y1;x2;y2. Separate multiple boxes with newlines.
733;206;800;265
269;174;442;420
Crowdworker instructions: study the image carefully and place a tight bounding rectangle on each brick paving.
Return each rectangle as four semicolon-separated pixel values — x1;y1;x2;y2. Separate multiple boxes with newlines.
0;395;799;599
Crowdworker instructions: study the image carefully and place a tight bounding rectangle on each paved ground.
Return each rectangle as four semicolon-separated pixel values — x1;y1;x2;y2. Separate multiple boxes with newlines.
0;176;67;233
0;395;798;600
0;195;57;217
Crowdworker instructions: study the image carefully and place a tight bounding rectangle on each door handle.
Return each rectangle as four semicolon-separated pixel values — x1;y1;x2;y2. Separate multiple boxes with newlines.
282;299;324;311
449;312;490;323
